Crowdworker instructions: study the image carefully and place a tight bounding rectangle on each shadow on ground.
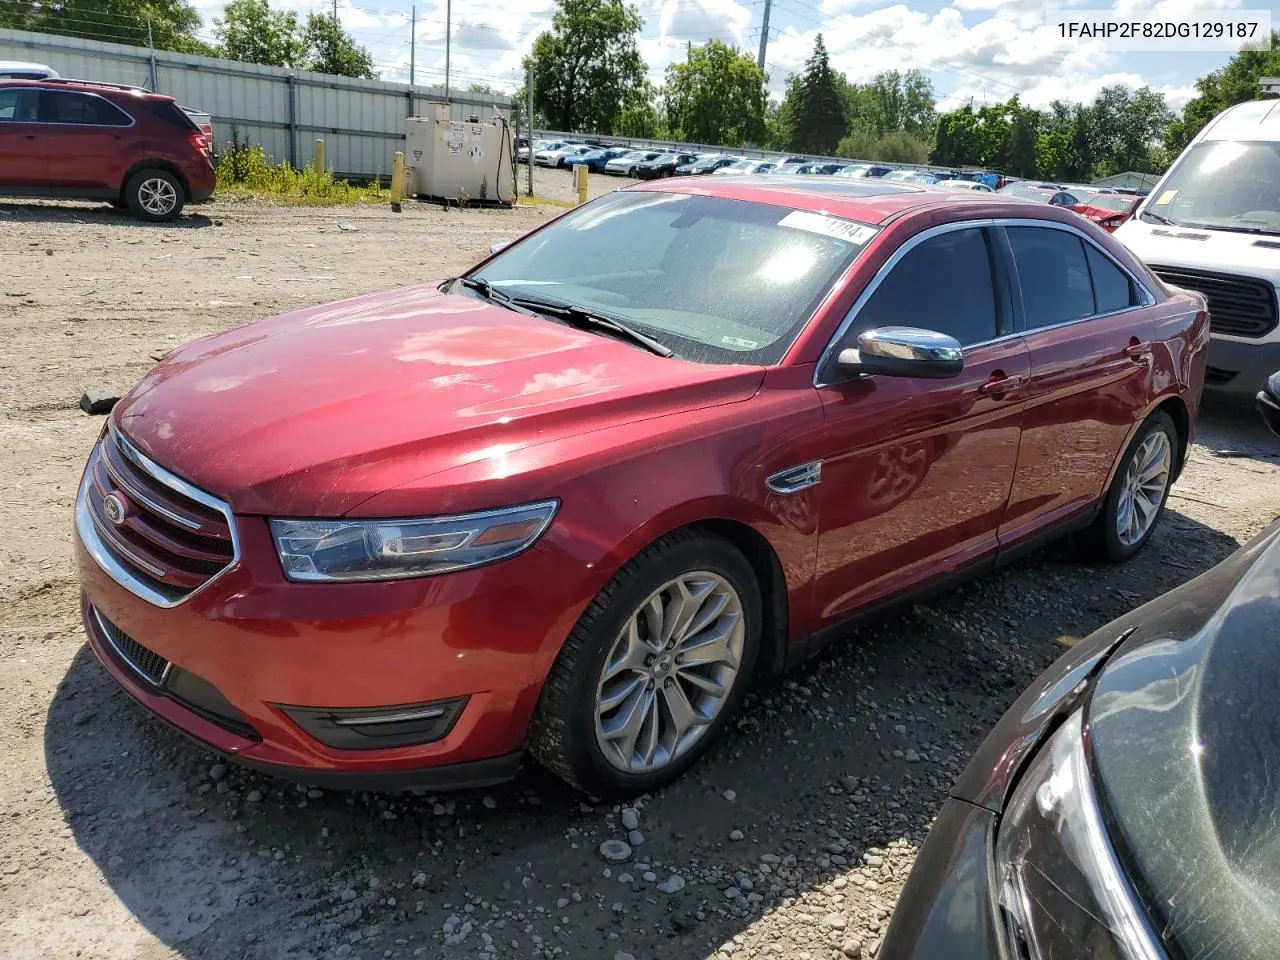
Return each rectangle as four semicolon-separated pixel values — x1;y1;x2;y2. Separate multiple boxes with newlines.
46;502;1242;959
0;201;213;228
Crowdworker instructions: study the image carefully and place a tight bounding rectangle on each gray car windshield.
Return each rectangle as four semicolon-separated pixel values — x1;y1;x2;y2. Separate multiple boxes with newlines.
470;191;878;365
1145;140;1280;235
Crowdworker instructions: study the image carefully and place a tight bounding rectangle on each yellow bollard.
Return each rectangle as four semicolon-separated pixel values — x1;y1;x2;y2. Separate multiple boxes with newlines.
313;138;325;173
576;163;589;205
390;151;405;213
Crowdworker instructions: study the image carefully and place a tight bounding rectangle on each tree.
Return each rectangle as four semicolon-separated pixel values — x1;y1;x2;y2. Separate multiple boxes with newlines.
614;87;662;137
1165;33;1280;153
300;11;375;78
1;0;211;54
838;129;928;163
662;40;766;146
215;0;304;68
525;0;647;134
781;34;846;154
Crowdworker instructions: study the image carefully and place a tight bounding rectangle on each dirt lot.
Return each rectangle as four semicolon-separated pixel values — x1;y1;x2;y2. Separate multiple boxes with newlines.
2;176;1279;960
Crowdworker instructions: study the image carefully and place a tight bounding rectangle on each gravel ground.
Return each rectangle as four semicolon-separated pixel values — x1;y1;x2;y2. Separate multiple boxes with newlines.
2;179;1279;960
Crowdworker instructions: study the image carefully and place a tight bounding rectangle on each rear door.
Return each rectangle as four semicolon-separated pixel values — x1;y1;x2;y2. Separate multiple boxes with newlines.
39;90;136;189
812;224;1029;622
996;222;1157;548
0;87;47;185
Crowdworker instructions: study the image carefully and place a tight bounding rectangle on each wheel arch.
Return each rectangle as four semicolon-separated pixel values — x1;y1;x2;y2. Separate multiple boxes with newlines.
1153;394;1190;482
121;160;191;201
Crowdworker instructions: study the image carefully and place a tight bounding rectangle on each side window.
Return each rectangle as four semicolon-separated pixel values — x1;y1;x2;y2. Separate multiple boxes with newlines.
848;227;999;348
41;92;132;126
0;89;38;122
1007;227;1094;329
1084;244;1138;313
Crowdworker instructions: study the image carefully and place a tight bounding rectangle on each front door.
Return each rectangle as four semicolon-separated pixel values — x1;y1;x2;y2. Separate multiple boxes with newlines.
812;224;1029;623
995;224;1157;546
0;88;47;185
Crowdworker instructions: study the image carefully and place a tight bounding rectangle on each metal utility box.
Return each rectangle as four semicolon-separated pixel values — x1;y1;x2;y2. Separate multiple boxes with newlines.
404;104;514;205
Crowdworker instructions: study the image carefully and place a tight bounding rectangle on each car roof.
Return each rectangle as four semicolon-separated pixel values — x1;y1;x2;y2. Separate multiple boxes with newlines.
0;77;173;101
623;175;1069;225
1201;98;1280;141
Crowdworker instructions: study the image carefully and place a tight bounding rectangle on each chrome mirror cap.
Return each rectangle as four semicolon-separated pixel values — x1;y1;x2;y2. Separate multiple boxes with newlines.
837;327;964;379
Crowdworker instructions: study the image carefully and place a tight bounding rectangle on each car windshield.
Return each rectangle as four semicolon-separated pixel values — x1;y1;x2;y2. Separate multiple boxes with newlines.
1145;140;1280;235
1087;194;1139;213
468;191;879;365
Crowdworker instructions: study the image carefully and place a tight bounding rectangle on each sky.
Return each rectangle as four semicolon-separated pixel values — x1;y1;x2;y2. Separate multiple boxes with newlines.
188;0;1279;112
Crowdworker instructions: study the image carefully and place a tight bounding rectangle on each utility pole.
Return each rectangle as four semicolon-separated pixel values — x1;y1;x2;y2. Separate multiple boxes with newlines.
444;0;452;102
333;0;337;24
526;62;534;196
409;6;415;87
756;0;772;70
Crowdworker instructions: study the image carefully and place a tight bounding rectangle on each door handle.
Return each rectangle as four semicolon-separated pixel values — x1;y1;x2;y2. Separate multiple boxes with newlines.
980;374;1025;396
1124;340;1152;361
23;134;39;140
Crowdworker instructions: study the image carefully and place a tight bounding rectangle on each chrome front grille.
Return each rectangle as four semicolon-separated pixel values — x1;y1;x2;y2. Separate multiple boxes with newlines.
77;425;238;607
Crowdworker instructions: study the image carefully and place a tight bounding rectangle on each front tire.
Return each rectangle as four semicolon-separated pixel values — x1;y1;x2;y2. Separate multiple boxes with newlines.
529;529;761;798
126;169;184;222
1081;410;1177;562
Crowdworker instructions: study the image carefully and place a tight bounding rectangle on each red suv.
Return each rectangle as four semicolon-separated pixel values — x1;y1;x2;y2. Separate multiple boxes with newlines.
74;179;1209;798
0;78;214;221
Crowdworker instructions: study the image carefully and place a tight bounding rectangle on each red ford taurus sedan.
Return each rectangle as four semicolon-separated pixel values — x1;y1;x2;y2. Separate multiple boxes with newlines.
76;177;1209;797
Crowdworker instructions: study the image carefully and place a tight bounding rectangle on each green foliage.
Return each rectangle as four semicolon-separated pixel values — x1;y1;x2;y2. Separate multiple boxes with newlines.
662;40;767;146
0;0;207;53
613;90;662;138
836;127;929;163
215;0;303;67
525;0;648;134
839;69;936;139
215;0;374;77
216;130;386;205
932;85;1172;180
300;11;375;78
779;34;846;155
1165;32;1280;153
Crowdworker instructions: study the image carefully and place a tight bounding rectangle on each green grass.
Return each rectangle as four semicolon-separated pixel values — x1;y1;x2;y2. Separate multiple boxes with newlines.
216;137;388;207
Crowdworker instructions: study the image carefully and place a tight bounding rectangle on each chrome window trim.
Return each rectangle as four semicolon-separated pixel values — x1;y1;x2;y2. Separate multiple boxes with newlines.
75;423;240;609
813;217;1157;388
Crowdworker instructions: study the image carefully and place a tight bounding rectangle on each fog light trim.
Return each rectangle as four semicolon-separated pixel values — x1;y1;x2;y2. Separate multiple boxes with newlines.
279;697;467;750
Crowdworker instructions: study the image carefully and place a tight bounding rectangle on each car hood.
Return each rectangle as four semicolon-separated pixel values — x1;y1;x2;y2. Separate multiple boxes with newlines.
113;284;764;516
1086;520;1280;960
1115;217;1280;283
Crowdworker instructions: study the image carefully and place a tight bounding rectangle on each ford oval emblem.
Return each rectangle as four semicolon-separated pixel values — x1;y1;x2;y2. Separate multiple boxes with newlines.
102;492;128;526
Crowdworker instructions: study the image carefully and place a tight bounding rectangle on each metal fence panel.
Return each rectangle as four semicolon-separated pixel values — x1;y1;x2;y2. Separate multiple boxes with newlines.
0;28;511;180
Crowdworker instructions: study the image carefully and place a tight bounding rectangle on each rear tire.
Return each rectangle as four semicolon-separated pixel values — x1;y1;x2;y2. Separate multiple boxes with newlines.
1080;411;1177;562
528;529;761;799
126;168;184;222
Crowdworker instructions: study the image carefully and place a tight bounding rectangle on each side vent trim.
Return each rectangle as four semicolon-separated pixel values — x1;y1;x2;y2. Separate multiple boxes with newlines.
766;460;822;495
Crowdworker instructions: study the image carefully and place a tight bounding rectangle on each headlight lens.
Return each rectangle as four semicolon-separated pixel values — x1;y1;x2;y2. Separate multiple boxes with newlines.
270;500;558;582
995;710;1166;960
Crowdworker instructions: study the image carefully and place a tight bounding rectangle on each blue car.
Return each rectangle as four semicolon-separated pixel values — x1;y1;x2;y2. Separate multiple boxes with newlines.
566;148;630;173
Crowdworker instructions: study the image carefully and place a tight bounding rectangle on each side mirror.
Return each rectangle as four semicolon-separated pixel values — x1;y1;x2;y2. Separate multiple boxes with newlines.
489;241;511;255
837;326;964;379
1259;370;1280;438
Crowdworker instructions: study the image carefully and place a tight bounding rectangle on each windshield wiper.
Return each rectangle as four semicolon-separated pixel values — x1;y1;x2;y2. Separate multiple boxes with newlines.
503;294;675;358
1140;210;1177;226
459;276;493;298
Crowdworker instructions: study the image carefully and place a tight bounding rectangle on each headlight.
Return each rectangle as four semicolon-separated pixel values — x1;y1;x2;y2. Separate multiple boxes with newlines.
995;710;1165;960
270;500;558;583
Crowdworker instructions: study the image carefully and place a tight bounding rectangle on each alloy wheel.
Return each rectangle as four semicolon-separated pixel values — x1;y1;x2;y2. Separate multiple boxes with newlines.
138;178;177;216
594;572;745;773
1116;431;1172;546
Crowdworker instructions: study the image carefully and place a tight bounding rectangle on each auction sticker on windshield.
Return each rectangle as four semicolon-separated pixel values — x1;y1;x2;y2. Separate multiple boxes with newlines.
778;210;878;246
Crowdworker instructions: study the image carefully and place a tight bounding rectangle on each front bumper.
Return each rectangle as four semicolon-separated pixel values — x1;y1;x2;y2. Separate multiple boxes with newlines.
1205;336;1280;396
76;508;587;788
879;800;1003;960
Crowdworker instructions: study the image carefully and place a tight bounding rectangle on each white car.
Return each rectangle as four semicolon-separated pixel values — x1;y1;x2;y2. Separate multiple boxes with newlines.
534;143;592;168
0;61;58;79
933;179;994;192
712;159;777;175
1115;97;1280;397
603;150;661;176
